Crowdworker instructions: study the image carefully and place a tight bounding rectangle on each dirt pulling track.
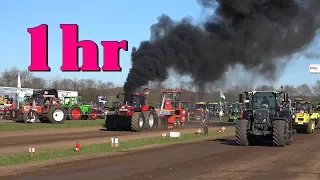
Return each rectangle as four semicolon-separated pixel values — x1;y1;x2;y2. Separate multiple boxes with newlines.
3;129;320;180
0;122;234;153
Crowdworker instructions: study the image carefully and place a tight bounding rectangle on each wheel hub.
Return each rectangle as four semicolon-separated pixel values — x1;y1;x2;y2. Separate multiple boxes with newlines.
53;109;64;121
139;116;144;128
148;114;154;128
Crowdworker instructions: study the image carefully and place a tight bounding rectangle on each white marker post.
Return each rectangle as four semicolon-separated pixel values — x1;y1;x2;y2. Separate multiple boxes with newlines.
196;129;202;135
114;137;119;147
111;137;115;147
222;126;226;132
162;133;167;139
29;147;35;158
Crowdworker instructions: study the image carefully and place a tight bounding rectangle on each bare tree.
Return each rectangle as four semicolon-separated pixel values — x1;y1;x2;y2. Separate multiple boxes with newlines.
2;67;320;105
282;85;297;96
296;84;313;97
312;80;320;100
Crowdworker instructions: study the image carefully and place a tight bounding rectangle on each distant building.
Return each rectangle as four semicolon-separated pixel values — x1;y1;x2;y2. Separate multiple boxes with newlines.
0;86;78;99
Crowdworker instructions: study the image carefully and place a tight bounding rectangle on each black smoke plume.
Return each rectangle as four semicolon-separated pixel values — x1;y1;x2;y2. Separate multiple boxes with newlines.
124;0;320;95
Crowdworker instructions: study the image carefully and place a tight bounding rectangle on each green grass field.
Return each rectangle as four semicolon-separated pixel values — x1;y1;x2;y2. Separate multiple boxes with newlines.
0;119;105;132
0;128;234;166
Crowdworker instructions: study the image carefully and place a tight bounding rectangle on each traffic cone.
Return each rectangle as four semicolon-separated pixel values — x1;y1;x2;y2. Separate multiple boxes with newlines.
218;127;222;133
75;141;80;152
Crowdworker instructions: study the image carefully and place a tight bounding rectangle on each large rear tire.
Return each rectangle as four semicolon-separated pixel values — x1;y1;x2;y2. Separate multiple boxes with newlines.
143;110;155;130
48;106;67;124
272;120;286;147
236;119;249;146
131;112;144;132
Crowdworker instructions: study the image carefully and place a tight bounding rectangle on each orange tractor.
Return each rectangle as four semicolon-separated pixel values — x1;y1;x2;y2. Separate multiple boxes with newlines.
155;89;188;128
19;89;67;124
105;88;157;132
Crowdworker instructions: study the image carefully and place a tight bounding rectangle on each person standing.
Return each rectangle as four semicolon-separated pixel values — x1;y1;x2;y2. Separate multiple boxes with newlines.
202;107;209;135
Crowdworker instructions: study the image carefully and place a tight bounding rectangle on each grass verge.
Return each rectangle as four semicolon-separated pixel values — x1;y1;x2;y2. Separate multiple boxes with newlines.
0;119;105;132
0;128;234;166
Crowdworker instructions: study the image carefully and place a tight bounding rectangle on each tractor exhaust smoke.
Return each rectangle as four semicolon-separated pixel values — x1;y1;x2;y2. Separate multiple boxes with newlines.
124;0;320;94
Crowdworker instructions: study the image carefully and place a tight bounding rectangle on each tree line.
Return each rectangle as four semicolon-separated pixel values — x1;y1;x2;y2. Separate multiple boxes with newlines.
1;67;319;107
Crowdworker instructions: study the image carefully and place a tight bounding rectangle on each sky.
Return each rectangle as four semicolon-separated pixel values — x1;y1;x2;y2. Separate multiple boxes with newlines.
0;0;320;88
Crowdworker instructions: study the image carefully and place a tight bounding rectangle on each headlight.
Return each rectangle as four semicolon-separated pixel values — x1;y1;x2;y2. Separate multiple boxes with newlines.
300;110;304;114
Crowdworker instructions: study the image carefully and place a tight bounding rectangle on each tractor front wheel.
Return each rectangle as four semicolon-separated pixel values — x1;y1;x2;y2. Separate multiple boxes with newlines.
236;119;249;146
68;106;82;120
131;112;145;132
307;120;315;134
88;109;98;120
23;111;39;124
272;120;287;147
48;106;67;124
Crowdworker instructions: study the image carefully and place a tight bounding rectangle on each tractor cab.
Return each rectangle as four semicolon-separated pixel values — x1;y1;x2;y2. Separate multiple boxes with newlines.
294;101;310;114
180;101;191;110
32;89;58;98
63;96;83;105
294;98;311;114
127;93;146;111
160;89;181;110
117;88;149;113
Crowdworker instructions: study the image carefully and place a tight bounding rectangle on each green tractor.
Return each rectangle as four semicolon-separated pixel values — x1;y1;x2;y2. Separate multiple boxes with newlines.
62;96;98;120
228;102;242;122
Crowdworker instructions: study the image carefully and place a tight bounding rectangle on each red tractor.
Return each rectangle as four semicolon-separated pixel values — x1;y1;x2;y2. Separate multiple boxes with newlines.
105;88;157;132
156;89;188;128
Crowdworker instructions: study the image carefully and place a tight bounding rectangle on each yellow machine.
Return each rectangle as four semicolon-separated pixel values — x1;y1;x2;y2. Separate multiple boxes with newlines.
312;103;320;128
293;98;319;134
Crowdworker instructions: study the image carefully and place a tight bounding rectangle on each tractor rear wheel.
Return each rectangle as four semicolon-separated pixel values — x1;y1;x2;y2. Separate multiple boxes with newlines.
68;106;82;120
143;110;155;130
131;112;144;132
88;109;98;120
236;119;249;146
272;120;287;147
48;106;67;124
23;111;39;124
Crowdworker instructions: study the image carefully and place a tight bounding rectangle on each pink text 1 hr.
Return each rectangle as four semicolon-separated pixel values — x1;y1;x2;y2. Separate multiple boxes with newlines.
27;24;128;71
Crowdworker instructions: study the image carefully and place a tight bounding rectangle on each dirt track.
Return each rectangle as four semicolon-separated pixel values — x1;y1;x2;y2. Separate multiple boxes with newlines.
0;122;233;153
5;130;320;180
